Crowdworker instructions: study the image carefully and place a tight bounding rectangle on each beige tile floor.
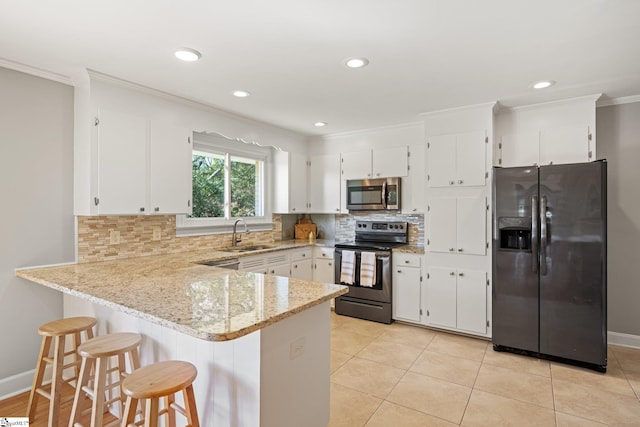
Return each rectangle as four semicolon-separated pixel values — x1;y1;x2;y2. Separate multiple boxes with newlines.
329;311;640;427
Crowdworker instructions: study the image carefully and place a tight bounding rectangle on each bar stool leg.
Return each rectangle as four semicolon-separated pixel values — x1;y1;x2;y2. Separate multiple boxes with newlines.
27;336;52;421
49;334;66;427
183;385;199;427
89;357;108;427
145;398;159;427
121;396;138;427
69;356;94;427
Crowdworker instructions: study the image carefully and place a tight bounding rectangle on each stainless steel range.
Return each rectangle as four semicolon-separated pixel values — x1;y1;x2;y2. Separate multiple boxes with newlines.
334;220;408;324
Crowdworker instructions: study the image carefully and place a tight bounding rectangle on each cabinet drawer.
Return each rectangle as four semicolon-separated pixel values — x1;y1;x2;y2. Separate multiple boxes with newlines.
290;248;312;262
314;247;334;259
394;253;421;268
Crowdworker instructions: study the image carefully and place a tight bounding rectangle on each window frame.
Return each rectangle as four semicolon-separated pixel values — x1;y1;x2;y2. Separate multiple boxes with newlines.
176;132;274;236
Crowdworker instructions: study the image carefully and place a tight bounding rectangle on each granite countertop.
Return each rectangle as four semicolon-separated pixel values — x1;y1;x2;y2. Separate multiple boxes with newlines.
393;244;425;254
16;242;347;342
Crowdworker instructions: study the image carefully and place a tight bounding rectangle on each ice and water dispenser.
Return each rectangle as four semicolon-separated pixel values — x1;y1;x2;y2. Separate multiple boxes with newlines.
498;217;532;251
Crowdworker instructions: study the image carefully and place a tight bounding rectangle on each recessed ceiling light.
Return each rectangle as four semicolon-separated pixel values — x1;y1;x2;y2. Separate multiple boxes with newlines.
174;48;202;62
345;58;369;69
233;90;251;98
531;80;555;89
314;122;327;127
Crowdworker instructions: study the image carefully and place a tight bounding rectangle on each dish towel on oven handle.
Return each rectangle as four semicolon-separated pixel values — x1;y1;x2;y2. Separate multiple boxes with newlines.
340;250;356;285
360;251;377;287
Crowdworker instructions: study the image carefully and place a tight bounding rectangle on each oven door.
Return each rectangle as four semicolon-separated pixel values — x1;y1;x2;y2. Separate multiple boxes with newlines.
334;249;391;303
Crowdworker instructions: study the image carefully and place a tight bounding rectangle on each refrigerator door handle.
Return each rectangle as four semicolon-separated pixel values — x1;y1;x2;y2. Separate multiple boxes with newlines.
531;195;538;273
540;195;548;275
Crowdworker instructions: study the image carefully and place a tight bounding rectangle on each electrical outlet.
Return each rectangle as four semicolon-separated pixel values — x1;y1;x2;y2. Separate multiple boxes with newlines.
109;230;120;245
152;226;161;241
290;337;306;360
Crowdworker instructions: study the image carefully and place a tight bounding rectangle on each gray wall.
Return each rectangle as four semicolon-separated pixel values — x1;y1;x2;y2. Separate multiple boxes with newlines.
0;67;74;395
597;102;640;336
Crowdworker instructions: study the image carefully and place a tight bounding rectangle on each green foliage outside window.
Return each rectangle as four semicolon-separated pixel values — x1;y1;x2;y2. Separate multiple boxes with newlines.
191;154;258;218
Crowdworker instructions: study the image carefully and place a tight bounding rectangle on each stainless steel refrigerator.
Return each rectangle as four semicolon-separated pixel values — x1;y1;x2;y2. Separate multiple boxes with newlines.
492;161;607;372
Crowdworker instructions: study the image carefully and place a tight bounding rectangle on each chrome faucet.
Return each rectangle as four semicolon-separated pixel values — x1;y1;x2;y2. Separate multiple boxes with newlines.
232;218;250;246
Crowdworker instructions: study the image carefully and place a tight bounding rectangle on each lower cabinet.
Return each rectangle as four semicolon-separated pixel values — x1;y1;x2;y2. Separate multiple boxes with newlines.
290;248;313;280
313;247;335;283
425;266;487;335
392;253;423;323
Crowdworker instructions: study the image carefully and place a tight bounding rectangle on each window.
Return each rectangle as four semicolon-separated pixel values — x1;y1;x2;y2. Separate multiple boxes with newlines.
177;132;272;233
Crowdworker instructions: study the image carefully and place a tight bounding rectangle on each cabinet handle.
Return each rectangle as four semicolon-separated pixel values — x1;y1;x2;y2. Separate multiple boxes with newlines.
449;181;455;185
292;208;296;211
404;260;410;264
154;207;160;212
449;248;455;252
449;271;455;276
459;272;464;277
328;263;332;266
367;173;371;177
458;180;464;184
336;208;339;212
294;265;298;269
376;173;380;177
140;207;145;212
397;270;402;273
458;248;463;252
270;270;275;274
412;208;417;212
302;253;306;257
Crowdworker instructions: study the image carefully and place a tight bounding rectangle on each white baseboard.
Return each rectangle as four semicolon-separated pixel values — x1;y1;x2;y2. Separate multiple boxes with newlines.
608;331;640;349
0;369;35;400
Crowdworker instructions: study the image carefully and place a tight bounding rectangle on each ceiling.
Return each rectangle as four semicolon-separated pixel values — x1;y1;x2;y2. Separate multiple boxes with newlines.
1;0;639;136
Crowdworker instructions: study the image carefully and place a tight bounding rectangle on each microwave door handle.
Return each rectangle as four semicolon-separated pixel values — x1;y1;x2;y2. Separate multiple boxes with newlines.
381;182;387;209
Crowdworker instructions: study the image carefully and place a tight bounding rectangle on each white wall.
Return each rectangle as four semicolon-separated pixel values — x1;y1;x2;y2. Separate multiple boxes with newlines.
0;67;75;397
596;101;640;337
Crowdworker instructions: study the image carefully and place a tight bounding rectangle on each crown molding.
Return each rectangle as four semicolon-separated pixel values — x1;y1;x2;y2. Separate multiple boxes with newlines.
0;57;74;86
496;93;603;114
597;94;640;107
316;120;424;140
419;101;498;117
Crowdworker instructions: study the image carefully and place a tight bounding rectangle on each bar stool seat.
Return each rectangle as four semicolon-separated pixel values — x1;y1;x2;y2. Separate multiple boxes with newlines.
27;316;96;427
69;332;142;427
120;361;200;427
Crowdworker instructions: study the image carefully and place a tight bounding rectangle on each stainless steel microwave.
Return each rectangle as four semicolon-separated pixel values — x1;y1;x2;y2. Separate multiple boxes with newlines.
346;178;401;211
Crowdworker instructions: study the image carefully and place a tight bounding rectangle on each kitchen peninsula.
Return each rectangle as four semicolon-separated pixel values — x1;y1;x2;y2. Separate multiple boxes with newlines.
17;248;347;427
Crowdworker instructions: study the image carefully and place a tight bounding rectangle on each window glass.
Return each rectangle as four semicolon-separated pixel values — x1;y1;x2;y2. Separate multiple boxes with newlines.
191;151;225;218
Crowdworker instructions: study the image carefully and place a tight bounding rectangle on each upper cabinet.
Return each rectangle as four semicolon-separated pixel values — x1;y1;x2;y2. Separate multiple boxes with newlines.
402;144;425;214
308;153;341;213
427;130;486;187
92;109;192;215
498;126;591;167
273;151;308;213
341;146;409;180
428;194;487;256
495;95;599;168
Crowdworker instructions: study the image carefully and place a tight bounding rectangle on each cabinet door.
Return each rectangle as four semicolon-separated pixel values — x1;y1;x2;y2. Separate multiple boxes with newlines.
341;150;372;180
427;134;456;187
426;267;457;328
428;197;456;253
373;146;408;178
149;122;192;214
97;109;147;214
456;196;487;255
500;132;539;167
291;259;313;280
309;153;341;213
313;258;335;284
403;144;425;213
456;131;486;186
539;125;589;166
393;266;421;322
269;263;291;277
289;152;308;213
456;269;487;334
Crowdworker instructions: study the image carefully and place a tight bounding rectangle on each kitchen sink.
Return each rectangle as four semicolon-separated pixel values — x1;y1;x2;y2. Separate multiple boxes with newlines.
221;244;275;253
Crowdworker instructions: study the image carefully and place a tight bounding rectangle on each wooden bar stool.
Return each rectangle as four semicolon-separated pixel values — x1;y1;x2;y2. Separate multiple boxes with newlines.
69;332;142;427
27;316;97;427
120;361;199;427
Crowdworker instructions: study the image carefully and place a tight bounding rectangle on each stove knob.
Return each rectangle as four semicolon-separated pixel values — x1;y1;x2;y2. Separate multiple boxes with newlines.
399;225;403;229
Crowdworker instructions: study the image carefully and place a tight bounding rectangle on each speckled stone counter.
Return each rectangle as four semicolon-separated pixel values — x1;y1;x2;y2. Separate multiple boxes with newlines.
394;244;425;254
16;245;347;342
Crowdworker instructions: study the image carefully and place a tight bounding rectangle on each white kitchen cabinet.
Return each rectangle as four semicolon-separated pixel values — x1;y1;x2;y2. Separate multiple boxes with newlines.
428;195;486;256
402;144;425;214
425;266;487;335
149;121;193;214
499;125;591;167
95;109;192;215
341;146;408;180
308;153;341;213
427;130;486;188
392;253;422;323
290;248;313;280
313;247;335;284
268;263;291;277
273;151;308;213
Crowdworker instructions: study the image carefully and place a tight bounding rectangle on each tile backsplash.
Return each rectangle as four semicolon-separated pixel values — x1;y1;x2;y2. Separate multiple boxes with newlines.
77;212;424;263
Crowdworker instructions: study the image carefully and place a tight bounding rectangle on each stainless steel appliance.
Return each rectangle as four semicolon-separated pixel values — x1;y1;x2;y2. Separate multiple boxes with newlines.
334;220;408;324
346;178;400;211
492;160;607;372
